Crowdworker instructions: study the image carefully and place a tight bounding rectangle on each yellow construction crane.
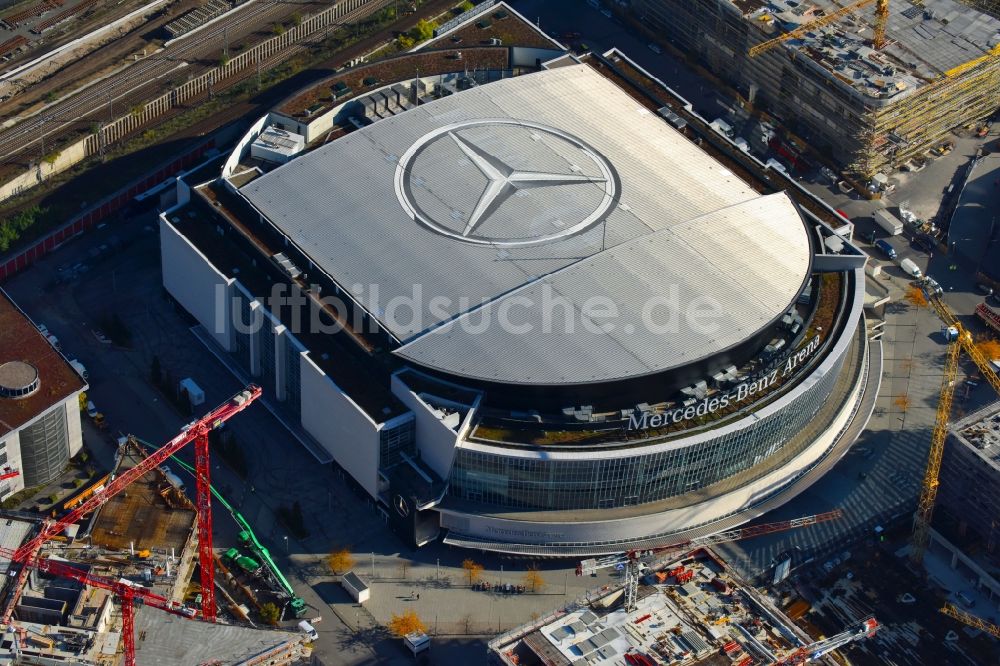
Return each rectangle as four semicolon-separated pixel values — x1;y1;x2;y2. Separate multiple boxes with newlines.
749;0;889;57
940;603;1000;640
909;295;1000;566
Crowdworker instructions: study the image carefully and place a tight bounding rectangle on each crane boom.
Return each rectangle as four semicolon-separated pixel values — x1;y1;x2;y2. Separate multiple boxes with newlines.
0;386;261;666
910;334;961;566
911;294;1000;565
0;546;194;666
941;603;1000;640
13;386;261;562
749;0;877;58
772;617;879;665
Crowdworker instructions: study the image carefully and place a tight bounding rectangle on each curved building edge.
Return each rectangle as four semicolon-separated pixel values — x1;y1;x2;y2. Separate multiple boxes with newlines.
437;279;875;556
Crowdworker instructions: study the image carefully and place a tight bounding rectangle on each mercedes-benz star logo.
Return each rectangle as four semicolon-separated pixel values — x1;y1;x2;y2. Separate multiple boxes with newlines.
394;494;410;518
394;119;619;248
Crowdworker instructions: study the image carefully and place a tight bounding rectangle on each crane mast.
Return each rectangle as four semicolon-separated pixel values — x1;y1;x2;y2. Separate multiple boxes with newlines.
910;294;1000;566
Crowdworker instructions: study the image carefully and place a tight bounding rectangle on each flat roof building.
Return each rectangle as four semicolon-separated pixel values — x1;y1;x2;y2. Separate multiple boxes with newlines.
0;288;86;496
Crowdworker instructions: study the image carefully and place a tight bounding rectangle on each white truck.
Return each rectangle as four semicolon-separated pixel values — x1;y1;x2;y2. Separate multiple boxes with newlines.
69;360;88;380
873;209;903;236
710;118;735;138
899;257;923;279
178;378;205;406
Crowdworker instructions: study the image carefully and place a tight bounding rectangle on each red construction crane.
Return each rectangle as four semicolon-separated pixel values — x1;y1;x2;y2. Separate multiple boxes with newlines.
1;547;196;666
577;510;843;611
771;617;879;665
3;385;261;635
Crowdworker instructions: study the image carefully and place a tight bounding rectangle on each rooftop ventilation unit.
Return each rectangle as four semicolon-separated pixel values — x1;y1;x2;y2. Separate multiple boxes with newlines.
271;252;302;280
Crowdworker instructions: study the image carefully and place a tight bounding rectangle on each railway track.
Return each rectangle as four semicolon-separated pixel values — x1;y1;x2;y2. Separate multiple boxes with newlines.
0;0;315;164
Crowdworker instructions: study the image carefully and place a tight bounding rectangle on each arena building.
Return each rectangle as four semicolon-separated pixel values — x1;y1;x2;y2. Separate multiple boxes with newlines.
158;33;878;554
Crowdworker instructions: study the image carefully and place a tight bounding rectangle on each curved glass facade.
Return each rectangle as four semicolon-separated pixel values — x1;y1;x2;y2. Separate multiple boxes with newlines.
20;405;70;486
450;348;847;511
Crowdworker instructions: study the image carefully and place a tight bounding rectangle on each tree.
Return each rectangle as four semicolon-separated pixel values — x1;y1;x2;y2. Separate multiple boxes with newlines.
260;602;280;625
462;558;484;585
410;18;437;42
894;394;911;412
273;23;285;35
523;564;545;592
130;104;145;118
291;11;302;26
458;0;474;11
388;609;427;637
904;286;928;308
976;337;1000;361
396;34;415;49
327;547;355;573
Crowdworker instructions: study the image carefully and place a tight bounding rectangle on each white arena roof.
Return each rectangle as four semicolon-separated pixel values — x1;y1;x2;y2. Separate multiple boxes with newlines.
240;64;812;386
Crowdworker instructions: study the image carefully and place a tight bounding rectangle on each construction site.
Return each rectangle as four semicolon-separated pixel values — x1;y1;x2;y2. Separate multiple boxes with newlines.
489;545;879;666
633;0;1000;176
0;388;311;665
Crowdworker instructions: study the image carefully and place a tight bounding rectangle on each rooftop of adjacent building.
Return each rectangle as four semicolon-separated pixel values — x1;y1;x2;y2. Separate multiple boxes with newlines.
952;401;1000;472
132;606;303;664
0;514;36;575
745;0;1000;100
0;288;86;438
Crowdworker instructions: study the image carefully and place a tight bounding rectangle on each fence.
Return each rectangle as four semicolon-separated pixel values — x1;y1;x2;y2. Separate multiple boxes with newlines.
0;0;389;205
0;139;214;282
85;0;386;151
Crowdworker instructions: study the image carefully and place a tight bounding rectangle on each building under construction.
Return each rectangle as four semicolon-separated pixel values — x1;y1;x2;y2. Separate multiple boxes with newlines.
634;0;1000;175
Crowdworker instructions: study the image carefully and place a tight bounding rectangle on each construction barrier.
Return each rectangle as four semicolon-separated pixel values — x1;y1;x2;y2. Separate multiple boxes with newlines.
0;139;215;283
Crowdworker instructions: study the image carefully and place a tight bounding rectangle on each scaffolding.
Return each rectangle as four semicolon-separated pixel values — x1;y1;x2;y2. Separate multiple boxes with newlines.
635;0;1000;176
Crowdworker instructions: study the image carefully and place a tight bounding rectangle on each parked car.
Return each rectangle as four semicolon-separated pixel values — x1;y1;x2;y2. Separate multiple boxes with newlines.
873;239;897;260
86;401;98;418
976;283;995;296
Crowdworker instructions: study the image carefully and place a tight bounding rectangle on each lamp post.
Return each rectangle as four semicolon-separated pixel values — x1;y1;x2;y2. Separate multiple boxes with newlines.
283;535;288;554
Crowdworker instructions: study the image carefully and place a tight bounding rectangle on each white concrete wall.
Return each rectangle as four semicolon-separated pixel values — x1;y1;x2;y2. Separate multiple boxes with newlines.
0;135;90;205
299;353;380;498
391;373;462;481
159;215;234;351
0;431;23;498
223;114;271;178
64;395;83;458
